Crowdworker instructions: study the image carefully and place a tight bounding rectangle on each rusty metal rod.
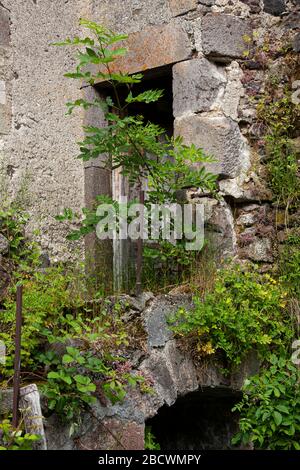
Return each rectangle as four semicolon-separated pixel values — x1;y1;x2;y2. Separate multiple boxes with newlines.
12;284;23;428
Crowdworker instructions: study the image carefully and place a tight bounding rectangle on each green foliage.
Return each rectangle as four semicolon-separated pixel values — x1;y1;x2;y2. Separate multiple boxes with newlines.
144;426;160;450
143;240;198;291
55;19;216;198
0;265;88;376
0;255;150;423
40;345;145;424
55;19;216;289
279;232;300;300
232;355;300;450
0;419;40;450
170;265;293;367
0;206;40;269
257;83;300;207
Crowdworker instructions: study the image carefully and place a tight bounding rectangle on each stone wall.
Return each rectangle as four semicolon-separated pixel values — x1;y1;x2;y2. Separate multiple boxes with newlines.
0;0;94;261
1;1;299;449
1;0;299;267
43;293;258;450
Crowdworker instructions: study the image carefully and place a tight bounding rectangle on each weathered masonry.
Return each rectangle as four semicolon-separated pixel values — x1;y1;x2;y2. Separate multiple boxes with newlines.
2;0;299;271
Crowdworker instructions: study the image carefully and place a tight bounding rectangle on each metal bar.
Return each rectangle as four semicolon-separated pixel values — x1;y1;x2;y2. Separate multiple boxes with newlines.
12;284;23;428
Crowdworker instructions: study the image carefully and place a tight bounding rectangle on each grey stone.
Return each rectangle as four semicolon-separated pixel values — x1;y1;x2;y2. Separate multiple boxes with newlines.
199;0;216;5
0;7;10;46
283;11;300;30
293;33;300;53
0;80;5;105
174;114;250;179
222;61;244;120
231;351;260;389
263;0;286;16
173;58;226;117
169;0;197;16
92;0;172;34
202;14;252;61
0;388;13;415
0;233;9;254
219;173;273;202
236;212;257;226
96;20;192;81
143;294;193;348
204;198;237;259
240;0;261;13
141;350;178;406
243;237;273;262
44;415;76;450
164;341;198;395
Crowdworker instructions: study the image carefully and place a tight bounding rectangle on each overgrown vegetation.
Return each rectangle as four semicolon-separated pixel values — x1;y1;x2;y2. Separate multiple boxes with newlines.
257;92;300;209
232;355;300;450
144;426;160;450
169;260;299;449
1;21;299;452
0;418;40;450
54;19;216;292
0;207;150;431
170;265;293;368
168;32;300;450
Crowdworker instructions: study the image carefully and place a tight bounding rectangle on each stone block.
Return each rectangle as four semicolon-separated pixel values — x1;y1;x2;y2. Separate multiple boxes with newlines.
263;0;286;16
199;0;216;5
201;198;237;259
0;80;5;104
0;388;13;415
242;237;273;262
293;33;300;53
174;114;250;178
143;294;193;348
173;58;226;117
0;104;11;134
240;0;261;13
0;233;9;254
219;173;273;201
0;80;11;135
78;418;144;450
0;7;10;46
96;20;191;82
202;14;252;61
169;0;197;16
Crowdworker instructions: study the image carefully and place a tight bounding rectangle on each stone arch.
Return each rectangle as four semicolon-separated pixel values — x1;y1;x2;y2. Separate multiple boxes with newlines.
44;295;258;450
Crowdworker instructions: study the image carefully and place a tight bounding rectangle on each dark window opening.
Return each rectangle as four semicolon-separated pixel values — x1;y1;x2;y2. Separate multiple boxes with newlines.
96;64;174;136
146;387;242;450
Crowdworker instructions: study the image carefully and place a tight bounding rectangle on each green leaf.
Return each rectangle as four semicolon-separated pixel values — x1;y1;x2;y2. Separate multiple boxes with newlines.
62;354;74;364
273;411;282;426
47;371;60;379
125;89;164;104
61;375;72;385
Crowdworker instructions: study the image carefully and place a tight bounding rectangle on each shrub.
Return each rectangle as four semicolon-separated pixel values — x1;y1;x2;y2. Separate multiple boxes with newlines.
232;355;300;450
170;264;294;367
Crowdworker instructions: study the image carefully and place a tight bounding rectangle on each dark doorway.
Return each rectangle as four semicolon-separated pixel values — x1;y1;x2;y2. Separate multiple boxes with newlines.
146;387;241;450
96;64;174;136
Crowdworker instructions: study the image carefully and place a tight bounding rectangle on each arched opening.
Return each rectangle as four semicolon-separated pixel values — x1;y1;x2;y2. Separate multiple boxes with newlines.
146;387;241;450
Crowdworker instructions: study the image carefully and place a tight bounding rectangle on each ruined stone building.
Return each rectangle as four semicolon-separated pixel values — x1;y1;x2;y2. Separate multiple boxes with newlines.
0;0;299;450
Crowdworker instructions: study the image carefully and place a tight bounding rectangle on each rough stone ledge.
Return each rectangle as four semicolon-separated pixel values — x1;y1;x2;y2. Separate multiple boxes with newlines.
95;20;192;82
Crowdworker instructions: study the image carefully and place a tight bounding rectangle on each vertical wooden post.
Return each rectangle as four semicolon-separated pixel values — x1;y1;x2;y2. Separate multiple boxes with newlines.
135;187;145;296
20;384;47;449
12;284;22;428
